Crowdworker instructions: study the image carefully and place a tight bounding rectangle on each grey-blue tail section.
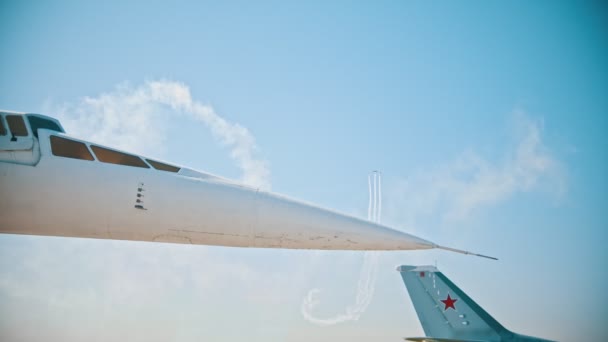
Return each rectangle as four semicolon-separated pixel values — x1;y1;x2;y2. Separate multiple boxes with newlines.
396;265;554;342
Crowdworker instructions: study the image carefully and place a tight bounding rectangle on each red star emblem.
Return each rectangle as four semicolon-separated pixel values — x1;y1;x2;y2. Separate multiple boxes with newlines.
441;294;457;311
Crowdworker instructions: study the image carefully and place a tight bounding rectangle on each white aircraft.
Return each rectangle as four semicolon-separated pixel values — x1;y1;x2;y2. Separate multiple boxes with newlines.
0;110;493;257
397;265;554;342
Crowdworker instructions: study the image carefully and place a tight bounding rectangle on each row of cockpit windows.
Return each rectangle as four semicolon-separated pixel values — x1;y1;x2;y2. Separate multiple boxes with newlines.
50;135;180;173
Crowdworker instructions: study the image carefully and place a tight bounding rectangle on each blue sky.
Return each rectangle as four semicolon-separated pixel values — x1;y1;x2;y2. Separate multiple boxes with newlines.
1;1;607;341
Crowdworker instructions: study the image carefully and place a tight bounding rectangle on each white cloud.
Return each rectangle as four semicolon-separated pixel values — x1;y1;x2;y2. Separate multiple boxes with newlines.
387;111;565;226
50;80;271;189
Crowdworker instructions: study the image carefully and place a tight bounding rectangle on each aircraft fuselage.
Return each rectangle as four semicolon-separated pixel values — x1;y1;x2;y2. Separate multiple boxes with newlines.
0;111;434;251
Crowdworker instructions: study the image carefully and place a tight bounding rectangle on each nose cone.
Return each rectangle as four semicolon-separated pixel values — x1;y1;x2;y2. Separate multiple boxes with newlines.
252;191;435;250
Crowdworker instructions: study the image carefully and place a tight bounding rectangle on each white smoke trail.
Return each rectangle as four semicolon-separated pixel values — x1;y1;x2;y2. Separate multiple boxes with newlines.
50;80;270;190
372;172;377;222
378;172;382;222
368;175;373;222
301;171;381;326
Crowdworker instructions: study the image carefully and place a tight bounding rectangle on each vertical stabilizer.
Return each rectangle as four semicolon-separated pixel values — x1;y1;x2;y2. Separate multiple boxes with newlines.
397;265;512;342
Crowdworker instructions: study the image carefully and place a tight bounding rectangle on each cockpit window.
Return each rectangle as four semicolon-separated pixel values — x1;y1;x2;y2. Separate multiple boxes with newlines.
146;159;181;173
50;135;94;161
0;116;6;136
27;116;63;138
6;115;28;137
91;145;150;168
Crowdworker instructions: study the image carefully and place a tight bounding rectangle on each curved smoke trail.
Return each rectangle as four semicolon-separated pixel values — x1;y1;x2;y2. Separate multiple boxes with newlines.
301;172;381;325
50;80;271;190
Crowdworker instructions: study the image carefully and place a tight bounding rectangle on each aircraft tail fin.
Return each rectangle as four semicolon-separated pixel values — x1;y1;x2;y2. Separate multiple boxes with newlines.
397;265;511;342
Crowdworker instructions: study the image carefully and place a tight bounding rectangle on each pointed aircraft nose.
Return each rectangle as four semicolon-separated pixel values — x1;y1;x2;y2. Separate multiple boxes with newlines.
251;190;435;250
